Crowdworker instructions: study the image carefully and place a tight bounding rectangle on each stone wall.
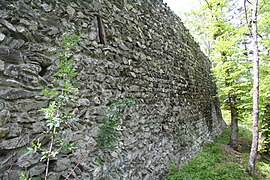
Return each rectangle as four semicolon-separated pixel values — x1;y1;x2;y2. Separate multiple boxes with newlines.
0;0;225;179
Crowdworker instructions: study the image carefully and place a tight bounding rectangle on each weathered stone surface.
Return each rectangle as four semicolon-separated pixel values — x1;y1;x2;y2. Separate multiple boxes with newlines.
14;112;35;123
0;88;35;100
0;33;5;42
77;98;90;107
0;135;29;150
14;99;47;112
0;46;23;64
4;63;41;78
18;153;41;168
29;163;46;176
0;19;17;32
31;121;46;134
54;158;71;172
41;3;52;12
6;123;22;138
0;60;4;71
93;96;101;105
66;6;76;16
0;109;10;126
0;0;225;179
0;128;9;138
27;53;52;68
1;170;20;180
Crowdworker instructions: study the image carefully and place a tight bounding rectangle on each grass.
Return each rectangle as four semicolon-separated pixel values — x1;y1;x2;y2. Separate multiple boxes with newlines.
166;110;270;180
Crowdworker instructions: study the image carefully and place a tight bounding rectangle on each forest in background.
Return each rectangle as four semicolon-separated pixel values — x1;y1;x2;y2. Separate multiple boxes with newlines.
171;0;270;177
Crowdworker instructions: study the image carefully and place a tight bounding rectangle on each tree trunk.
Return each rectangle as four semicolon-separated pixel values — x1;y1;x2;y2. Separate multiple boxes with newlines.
247;0;259;175
229;94;238;149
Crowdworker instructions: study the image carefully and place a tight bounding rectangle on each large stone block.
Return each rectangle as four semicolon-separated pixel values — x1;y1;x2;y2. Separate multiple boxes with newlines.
0;46;23;64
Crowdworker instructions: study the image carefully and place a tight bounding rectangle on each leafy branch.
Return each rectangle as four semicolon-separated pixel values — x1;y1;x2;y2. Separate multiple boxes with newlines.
25;34;80;180
97;98;136;150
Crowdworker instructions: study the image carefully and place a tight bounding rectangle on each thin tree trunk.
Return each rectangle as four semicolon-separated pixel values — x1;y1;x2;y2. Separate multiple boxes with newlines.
247;0;259;175
229;94;238;149
45;127;56;180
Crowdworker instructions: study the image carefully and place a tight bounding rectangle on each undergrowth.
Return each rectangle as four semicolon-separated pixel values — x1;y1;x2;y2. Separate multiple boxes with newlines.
166;126;270;180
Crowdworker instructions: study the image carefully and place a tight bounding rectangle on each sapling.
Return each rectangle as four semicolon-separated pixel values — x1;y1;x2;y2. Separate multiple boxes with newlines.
26;34;80;180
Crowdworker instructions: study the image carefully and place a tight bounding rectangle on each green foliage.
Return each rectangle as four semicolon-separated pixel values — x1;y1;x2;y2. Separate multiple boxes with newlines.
221;110;230;124
60;33;80;50
27;140;42;153
184;0;253;125
97;97;136;150
94;154;105;165
168;162;178;174
186;0;270;154
59;139;77;152
177;125;196;147
257;0;270;154
166;127;269;180
19;172;31;180
257;161;270;178
260;105;270;153
27;33;80;178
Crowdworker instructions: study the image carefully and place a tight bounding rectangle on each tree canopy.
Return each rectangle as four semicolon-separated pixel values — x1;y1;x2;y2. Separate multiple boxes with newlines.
183;0;270;166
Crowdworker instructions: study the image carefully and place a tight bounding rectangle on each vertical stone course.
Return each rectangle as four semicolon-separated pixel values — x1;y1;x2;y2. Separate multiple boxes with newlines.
0;0;225;179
